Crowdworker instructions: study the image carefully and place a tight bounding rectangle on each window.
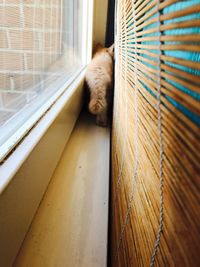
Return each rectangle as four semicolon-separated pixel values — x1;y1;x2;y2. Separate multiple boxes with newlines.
0;0;89;161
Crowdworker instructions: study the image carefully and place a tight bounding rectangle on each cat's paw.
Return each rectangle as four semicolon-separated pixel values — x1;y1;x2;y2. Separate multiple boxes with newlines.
96;115;108;127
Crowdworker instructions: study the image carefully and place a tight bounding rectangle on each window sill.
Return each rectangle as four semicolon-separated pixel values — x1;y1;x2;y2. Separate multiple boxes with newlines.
0;68;86;195
14;112;110;267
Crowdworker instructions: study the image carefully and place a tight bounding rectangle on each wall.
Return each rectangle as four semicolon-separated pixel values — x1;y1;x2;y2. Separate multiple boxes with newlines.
111;1;200;266
93;0;108;46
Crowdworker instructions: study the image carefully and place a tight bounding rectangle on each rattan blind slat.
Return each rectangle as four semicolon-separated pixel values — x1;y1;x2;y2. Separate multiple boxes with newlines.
160;4;200;21
139;93;200;161
123;61;200;114
127;15;200;35
134;19;200;37
161;55;200;70
135;0;153;15
125;52;200;86
127;83;200;170
137;107;198;174
122;65;200;136
135;1;157;21
126;48;200;70
111;1;200;266
120;74;199;171
122;64;200;123
135;3;200;27
122;34;200;42
127;43;200;52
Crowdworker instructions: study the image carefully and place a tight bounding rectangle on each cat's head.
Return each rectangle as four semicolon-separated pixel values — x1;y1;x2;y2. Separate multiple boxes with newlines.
93;43;114;58
93;43;103;55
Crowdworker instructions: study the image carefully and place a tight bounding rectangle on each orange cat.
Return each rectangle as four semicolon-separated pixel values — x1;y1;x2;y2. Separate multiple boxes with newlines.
85;43;114;127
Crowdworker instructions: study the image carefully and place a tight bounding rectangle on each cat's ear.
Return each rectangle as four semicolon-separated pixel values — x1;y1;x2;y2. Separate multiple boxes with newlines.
95;43;103;49
108;44;114;56
93;43;103;55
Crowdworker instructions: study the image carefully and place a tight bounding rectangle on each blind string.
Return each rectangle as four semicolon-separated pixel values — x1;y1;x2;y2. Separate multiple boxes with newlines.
115;0;139;260
149;1;164;266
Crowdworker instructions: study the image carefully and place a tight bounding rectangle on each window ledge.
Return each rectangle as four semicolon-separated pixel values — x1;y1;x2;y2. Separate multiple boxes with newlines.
0;68;86;194
14;112;110;267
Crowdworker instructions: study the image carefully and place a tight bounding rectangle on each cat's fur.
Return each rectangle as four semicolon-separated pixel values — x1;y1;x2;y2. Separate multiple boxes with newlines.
85;43;114;127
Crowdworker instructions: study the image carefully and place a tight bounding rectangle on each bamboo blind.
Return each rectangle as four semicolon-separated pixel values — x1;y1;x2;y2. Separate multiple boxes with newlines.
111;0;200;266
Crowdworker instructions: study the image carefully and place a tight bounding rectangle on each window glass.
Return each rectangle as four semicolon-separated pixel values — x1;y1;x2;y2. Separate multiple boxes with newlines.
0;0;84;157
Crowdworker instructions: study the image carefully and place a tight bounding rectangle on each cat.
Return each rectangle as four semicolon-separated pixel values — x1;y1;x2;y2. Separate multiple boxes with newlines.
85;43;114;127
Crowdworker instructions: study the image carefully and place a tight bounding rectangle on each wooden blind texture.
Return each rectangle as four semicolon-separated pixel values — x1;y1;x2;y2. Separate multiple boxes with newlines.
111;0;200;266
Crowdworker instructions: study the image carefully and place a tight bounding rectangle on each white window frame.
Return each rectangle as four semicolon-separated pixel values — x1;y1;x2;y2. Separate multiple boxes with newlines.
0;0;93;163
0;0;94;192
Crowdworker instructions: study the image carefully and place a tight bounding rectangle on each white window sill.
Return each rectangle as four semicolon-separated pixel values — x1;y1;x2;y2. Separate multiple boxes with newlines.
0;68;86;194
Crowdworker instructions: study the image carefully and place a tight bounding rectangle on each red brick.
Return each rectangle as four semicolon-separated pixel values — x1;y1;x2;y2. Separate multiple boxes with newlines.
24;7;44;28
14;74;41;90
9;30;39;50
0;31;7;48
0;7;20;27
44;32;61;52
26;53;52;70
0;52;24;71
0;74;11;89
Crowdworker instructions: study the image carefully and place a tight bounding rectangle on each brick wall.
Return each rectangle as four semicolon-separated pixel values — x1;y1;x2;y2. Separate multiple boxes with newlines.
0;1;64;126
